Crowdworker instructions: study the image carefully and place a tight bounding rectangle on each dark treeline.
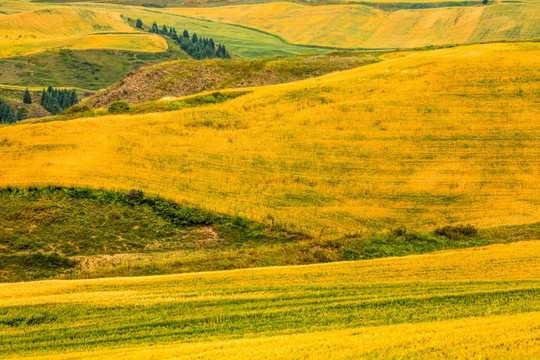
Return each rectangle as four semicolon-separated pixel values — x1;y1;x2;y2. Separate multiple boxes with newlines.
0;99;15;124
41;86;79;115
145;20;231;60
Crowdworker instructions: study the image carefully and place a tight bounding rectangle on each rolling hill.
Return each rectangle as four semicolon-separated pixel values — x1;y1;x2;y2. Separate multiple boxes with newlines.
1;240;539;358
167;1;540;48
83;51;381;107
0;8;168;58
0;1;330;58
1;42;538;236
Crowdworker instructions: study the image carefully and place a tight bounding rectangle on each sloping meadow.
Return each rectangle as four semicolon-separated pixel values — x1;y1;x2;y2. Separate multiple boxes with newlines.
0;42;538;236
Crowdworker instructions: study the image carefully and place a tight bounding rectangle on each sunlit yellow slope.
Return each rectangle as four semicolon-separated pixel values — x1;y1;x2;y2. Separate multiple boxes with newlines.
167;1;540;48
0;42;539;235
2;240;540;359
0;8;167;58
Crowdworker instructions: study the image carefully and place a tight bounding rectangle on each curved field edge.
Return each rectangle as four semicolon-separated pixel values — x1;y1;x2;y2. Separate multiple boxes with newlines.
0;33;168;59
0;42;538;235
0;240;539;358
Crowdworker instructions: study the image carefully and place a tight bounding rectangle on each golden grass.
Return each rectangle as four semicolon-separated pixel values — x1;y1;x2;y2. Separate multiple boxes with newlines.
0;42;539;235
166;1;540;48
0;33;167;58
15;313;540;360
0;8;133;39
1;240;539;359
0;8;168;58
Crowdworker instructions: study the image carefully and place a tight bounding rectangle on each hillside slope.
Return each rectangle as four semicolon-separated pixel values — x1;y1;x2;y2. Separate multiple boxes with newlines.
168;1;540;48
0;42;538;235
1;240;539;358
0;40;190;92
83;52;380;107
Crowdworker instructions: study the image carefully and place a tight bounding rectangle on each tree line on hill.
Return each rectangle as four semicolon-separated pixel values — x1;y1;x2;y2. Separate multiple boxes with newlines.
0;88;32;124
137;19;231;60
0;99;16;124
1;87;79;124
41;86;79;115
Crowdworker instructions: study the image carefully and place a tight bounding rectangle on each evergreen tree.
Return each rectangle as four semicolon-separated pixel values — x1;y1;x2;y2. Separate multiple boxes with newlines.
41;89;47;106
161;25;168;35
183;29;189;38
0;100;15;124
192;33;198;43
16;108;28;122
23;88;32;104
136;19;143;28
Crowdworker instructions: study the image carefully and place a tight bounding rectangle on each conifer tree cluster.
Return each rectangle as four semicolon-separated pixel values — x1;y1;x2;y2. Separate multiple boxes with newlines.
40;86;79;115
149;22;231;60
0;99;15;124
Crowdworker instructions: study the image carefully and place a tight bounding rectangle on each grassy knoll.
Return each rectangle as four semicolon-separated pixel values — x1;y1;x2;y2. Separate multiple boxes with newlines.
0;41;189;91
3;186;536;282
0;240;539;358
0;42;537;235
83;51;381;107
167;1;540;48
0;8;168;58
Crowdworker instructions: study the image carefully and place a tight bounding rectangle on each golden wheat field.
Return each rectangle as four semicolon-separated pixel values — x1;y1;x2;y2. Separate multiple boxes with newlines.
166;1;540;48
1;240;539;359
0;8;168;58
1;42;538;236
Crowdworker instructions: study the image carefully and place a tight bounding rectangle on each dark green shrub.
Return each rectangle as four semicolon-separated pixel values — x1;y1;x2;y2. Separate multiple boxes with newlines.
62;104;92;115
108;101;130;114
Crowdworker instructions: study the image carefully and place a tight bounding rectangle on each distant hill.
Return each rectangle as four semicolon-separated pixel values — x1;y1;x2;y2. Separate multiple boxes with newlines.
83;52;380;107
0;8;168;58
169;1;540;49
